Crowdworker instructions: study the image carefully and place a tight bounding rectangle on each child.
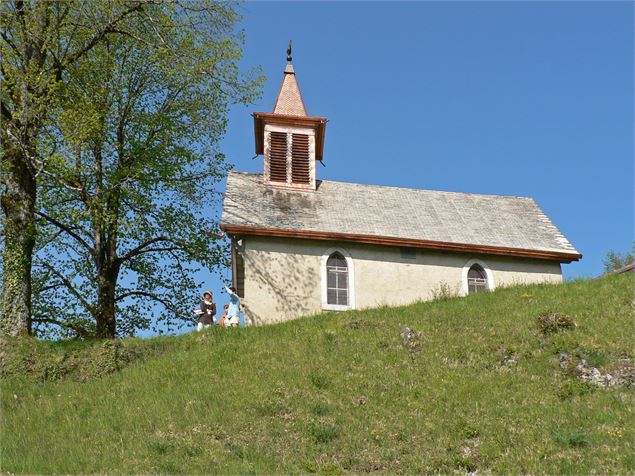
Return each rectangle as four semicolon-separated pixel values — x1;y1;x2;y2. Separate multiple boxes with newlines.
219;304;228;328
224;285;240;327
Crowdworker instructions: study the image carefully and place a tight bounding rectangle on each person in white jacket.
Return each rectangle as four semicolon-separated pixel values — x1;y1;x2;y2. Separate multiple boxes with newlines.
224;285;240;327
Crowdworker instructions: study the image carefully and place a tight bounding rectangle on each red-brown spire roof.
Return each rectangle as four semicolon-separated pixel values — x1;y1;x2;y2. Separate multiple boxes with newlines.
272;63;307;116
253;43;327;161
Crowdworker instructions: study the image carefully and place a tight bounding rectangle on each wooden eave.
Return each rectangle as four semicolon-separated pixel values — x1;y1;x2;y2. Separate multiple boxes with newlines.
253;112;327;162
220;223;583;263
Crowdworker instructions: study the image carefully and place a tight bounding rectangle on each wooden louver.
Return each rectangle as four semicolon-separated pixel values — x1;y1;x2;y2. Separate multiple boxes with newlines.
291;133;311;184
268;131;288;182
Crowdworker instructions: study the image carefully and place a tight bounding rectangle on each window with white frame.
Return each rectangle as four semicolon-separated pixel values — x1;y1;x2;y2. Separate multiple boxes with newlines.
321;248;355;311
326;252;348;306
467;264;488;293
461;259;495;295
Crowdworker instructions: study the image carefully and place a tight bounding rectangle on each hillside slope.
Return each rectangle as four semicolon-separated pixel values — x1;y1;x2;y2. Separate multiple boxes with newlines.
1;274;633;474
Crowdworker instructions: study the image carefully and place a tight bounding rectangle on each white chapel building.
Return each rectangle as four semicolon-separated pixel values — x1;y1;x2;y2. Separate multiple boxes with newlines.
220;53;581;326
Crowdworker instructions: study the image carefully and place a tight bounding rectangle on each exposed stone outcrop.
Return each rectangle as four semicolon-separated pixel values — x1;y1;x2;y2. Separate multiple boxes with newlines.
558;353;634;388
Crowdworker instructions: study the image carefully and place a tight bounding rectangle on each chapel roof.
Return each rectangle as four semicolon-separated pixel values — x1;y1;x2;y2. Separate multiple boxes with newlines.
220;172;581;262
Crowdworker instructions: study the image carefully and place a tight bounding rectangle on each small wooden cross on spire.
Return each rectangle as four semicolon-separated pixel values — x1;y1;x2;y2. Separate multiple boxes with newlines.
287;40;292;63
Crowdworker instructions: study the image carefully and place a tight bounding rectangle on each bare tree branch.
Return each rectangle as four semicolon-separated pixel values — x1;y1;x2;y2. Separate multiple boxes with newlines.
115;290;195;323
39;281;66;293
38;262;96;317
116;236;184;264
60;1;150;69
0;29;21;56
35;210;94;253
32;316;93;338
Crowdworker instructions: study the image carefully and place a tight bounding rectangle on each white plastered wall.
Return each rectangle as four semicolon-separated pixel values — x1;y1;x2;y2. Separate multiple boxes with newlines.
237;236;563;325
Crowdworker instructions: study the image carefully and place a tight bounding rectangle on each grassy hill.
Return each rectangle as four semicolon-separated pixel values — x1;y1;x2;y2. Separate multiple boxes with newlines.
1;274;633;474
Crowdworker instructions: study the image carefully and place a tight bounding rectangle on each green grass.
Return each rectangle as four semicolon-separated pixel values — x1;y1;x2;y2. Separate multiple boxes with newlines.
2;273;633;474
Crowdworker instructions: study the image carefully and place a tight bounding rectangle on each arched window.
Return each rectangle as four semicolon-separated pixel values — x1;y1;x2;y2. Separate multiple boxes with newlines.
467;264;488;294
327;252;348;305
321;248;355;311
461;259;495;295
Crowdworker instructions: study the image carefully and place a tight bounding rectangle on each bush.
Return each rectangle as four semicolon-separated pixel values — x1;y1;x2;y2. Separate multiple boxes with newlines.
537;312;576;334
0;336;164;382
551;429;590;448
310;372;331;389
557;380;596;400
308;420;339;443
603;244;634;273
429;281;459;301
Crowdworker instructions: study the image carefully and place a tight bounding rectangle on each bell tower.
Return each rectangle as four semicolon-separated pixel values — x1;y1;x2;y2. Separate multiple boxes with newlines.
253;43;327;191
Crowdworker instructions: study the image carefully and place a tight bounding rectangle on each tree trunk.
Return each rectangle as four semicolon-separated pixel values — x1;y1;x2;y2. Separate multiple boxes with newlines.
95;273;116;338
95;263;119;338
1;146;36;336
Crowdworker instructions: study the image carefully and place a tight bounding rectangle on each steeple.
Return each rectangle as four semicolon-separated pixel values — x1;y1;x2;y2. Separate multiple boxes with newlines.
252;43;328;191
272;41;307;116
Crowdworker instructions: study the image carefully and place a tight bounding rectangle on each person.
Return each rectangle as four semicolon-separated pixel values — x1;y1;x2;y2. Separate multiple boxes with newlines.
219;304;228;328
224;284;240;328
197;291;216;331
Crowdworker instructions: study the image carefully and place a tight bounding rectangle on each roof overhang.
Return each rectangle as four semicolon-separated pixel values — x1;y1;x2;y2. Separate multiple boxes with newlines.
253;112;328;162
220;224;582;263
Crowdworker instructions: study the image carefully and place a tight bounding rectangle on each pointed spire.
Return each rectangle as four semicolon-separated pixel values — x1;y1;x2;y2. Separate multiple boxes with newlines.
272;40;307;116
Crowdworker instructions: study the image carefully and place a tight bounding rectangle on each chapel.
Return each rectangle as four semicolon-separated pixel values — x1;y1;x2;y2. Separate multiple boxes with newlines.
220;48;581;325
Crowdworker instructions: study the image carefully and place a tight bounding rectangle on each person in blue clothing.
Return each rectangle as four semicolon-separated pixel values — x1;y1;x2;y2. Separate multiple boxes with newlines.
224;284;240;327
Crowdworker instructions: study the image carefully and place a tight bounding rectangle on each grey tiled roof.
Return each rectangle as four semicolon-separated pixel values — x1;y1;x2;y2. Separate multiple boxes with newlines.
221;172;580;257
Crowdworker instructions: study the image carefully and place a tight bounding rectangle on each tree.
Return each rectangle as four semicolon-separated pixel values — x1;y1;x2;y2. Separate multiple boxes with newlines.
31;6;261;338
603;243;635;273
1;1;162;336
1;1;261;337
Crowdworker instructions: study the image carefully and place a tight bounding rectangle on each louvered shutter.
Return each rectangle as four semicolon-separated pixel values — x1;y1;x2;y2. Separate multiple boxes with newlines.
269;131;288;182
291;133;310;184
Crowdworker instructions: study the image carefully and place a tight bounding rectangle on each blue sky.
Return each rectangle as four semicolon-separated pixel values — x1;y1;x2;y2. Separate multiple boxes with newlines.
199;1;632;325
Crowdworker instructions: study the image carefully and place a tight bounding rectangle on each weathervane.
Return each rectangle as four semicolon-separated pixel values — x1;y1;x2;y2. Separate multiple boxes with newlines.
287;40;292;63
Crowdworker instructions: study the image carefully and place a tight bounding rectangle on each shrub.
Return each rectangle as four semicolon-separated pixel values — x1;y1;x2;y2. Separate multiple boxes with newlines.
557;380;596;400
603;244;634;273
429;281;459;301
310;372;331;389
551;429;590;448
308;420;339;443
537;312;576;334
0;337;164;382
575;348;608;368
310;402;332;416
